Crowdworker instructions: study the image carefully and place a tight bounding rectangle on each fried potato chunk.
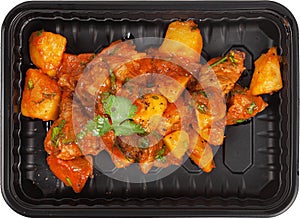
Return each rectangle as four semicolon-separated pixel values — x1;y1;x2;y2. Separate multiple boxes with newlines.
152;58;193;102
191;87;226;146
163;130;189;160
195;110;225;146
156;66;192;103
29;30;67;77
133;94;168;132
188;131;215;173
159;20;203;62
157;103;181;136
21;68;61;121
250;47;282;95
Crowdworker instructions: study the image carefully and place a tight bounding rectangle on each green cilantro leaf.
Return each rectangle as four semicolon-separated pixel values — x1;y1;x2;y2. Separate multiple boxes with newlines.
76;116;111;140
86;115;111;136
113;120;145;136
102;95;138;124
246;102;257;115
78;94;145;139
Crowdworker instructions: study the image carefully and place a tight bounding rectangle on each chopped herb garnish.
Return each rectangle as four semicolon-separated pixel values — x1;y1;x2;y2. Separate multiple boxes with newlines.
109;68;117;91
198;90;207;97
36;30;43;36
183;141;189;148
190;25;198;31
32;98;46;104
51;119;66;146
229;51;238;66
229;55;237;66
89;54;96;61
155;147;166;163
80;61;87;67
27;80;34;90
209;56;228;68
152;95;159;100
76;130;86;140
66;177;72;186
246;102;256;114
197;104;207;114
114;143;132;162
236;119;246;124
43;92;56;98
62;139;74;144
100;91;110;100
101;59;117;92
209;51;238;68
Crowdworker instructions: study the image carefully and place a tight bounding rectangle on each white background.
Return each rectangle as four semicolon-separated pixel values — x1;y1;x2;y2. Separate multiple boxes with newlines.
0;0;299;218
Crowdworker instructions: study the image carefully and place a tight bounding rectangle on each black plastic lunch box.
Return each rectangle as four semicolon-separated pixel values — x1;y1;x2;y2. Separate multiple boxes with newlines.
1;1;299;217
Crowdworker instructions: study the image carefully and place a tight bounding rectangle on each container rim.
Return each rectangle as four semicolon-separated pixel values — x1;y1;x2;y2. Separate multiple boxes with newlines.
1;1;299;217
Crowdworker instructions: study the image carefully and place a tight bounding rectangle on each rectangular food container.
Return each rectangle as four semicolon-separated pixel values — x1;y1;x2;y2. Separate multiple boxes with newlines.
1;1;299;217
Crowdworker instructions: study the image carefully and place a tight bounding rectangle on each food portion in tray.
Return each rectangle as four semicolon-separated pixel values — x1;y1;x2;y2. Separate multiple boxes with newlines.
20;20;283;193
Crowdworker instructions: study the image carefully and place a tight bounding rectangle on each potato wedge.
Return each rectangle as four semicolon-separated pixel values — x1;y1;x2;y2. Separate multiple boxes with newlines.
250;47;282;95
152;58;192;102
163;130;189;160
29;30;67;77
195;109;225;146
191;87;226;146
189;135;215;173
159;20;203;62
21;68;61;121
157;73;191;103
157;103;181;136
